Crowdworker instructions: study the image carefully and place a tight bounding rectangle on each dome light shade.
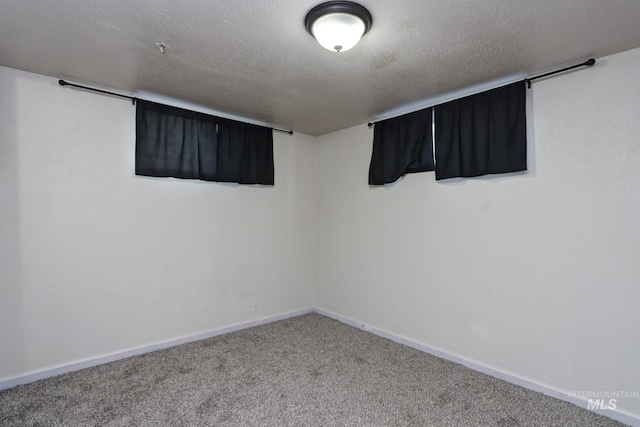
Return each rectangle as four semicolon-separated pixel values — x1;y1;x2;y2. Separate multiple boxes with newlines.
305;2;372;53
311;13;365;52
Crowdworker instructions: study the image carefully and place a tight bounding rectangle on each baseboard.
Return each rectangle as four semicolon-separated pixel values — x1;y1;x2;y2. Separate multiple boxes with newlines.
3;306;637;426
313;307;639;427
0;307;313;391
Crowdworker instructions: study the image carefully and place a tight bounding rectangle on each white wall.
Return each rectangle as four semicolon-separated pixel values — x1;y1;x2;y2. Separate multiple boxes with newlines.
0;66;316;380
315;47;640;418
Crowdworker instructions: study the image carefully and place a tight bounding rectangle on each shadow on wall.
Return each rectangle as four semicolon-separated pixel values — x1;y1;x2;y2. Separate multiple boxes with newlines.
0;67;25;381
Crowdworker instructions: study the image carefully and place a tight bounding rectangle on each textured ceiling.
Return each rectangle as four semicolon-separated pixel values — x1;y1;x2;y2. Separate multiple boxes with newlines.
1;0;640;136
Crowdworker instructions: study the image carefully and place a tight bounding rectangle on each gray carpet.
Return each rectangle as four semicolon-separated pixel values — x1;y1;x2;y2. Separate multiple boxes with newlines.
0;313;626;426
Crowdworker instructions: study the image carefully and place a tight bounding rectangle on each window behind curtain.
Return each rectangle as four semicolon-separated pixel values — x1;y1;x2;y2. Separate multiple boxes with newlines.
434;81;527;180
368;108;434;185
216;118;274;184
135;99;274;185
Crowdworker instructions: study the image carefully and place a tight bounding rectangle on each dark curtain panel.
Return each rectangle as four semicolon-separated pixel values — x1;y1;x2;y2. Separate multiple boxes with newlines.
434;81;527;180
217;119;274;185
135;99;274;185
368;108;434;185
135;99;218;180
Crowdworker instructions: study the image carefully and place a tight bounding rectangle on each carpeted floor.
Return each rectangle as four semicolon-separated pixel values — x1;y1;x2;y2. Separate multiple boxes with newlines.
0;313;626;426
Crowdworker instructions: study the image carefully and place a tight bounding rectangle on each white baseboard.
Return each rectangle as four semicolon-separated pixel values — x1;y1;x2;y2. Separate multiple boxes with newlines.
2;306;637;426
313;307;639;427
0;307;313;391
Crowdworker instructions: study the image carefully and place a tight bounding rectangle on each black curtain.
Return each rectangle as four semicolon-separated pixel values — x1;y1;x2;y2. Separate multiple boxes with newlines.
368;108;434;185
135;99;274;185
434;81;527;180
217;119;274;184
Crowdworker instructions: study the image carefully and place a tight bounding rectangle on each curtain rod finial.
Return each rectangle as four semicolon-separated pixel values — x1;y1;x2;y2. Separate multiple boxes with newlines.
586;58;596;66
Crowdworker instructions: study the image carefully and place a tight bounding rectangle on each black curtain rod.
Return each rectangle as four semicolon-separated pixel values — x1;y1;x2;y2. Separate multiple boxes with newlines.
367;58;596;127
58;79;293;135
272;128;294;135
59;79;136;103
524;58;595;89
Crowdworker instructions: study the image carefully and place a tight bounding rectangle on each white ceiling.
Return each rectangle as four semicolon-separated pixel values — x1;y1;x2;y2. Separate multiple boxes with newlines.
2;0;640;136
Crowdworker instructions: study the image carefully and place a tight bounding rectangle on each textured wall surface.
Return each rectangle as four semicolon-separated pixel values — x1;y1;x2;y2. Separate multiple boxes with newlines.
315;47;640;418
0;66;316;380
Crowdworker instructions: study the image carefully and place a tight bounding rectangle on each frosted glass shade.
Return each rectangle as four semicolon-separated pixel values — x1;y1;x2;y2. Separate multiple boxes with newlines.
310;12;366;52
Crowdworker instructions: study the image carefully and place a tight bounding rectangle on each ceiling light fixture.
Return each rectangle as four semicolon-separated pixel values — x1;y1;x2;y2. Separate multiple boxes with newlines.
305;1;372;53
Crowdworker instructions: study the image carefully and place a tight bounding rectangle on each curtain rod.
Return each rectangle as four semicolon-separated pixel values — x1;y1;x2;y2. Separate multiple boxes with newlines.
58;79;294;135
524;58;595;88
367;58;596;127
